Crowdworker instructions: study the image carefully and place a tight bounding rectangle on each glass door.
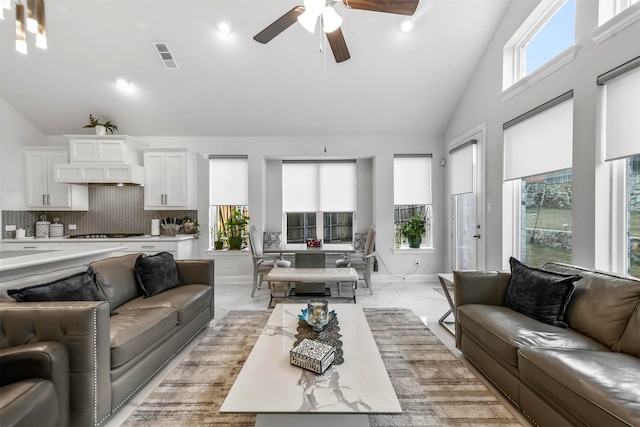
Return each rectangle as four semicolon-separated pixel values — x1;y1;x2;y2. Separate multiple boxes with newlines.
453;193;479;270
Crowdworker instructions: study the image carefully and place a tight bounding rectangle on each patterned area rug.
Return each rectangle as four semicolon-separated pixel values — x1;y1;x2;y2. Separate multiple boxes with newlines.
121;308;524;426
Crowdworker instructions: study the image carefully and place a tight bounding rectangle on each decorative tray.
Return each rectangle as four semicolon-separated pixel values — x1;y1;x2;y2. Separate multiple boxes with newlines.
294;309;344;365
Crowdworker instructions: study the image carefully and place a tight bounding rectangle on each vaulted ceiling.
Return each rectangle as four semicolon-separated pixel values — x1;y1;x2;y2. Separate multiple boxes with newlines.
0;0;510;137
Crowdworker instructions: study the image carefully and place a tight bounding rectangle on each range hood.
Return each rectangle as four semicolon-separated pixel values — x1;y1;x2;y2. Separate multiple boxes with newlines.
54;135;147;186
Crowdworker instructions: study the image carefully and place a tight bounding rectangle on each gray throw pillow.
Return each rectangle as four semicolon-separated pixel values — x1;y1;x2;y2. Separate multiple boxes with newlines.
8;270;105;302
134;252;181;298
505;257;581;328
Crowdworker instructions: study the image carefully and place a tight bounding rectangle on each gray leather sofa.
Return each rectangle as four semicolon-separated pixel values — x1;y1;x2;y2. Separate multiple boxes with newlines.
454;262;640;427
0;342;69;427
0;253;215;426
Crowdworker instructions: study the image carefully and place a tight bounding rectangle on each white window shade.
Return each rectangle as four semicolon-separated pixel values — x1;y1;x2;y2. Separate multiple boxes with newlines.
394;155;432;205
283;161;357;212
449;141;476;195
209;156;248;205
603;66;640;161
503;97;573;181
319;162;356;211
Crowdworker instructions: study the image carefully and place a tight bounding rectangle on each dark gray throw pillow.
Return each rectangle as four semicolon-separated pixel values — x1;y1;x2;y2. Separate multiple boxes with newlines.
505;257;581;328
134;252;180;298
8;270;105;302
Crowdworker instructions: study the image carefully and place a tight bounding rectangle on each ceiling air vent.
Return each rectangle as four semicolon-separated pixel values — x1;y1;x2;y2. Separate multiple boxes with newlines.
153;42;179;70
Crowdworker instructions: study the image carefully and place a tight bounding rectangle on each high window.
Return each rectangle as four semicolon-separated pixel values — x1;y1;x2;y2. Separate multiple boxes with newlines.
393;155;433;249
503;93;574;267
503;0;576;90
209;156;249;249
282;161;356;245
598;59;640;278
598;0;640;25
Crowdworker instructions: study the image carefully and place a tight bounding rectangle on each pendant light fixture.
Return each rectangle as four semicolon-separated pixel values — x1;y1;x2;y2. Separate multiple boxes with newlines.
5;0;47;53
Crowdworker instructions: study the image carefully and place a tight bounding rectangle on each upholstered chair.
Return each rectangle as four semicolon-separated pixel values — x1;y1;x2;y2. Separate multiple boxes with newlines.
336;225;376;294
249;225;291;296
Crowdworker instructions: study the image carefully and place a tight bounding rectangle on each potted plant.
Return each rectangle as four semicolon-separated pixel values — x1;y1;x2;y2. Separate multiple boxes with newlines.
224;209;249;250
401;213;427;248
83;114;118;135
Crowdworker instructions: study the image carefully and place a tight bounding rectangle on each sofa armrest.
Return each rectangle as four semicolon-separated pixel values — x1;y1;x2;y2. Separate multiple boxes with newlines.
0;301;111;427
0;341;70;426
453;271;511;309
176;259;215;320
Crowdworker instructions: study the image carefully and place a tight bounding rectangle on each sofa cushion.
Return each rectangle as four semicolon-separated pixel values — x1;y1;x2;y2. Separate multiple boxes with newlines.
109;307;177;368
117;285;211;324
7;270;104;303
519;347;640;427
90;254;142;310
134;252;181;298
505;257;580;328
457;304;609;368
615;303;640;357
543;263;640;350
0;266;87;302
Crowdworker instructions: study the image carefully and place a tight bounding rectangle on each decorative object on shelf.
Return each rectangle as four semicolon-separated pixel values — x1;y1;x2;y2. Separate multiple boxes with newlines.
49;217;64;237
295;307;343;365
224;209;249;250
182;216;200;239
306;238;322;248
83;114;118;135
35;215;50;238
401;213;427;248
290;338;335;374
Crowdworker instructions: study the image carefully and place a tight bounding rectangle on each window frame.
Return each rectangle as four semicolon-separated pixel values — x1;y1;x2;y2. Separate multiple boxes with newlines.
283;211;355;245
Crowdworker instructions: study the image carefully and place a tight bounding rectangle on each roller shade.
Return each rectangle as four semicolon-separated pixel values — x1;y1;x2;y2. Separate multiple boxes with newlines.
601;65;640;161
503;94;573;181
209;156;248;205
449;140;476;195
282;161;356;212
394;155;432;205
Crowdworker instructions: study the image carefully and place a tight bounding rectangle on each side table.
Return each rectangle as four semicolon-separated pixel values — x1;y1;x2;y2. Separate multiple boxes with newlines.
437;273;455;334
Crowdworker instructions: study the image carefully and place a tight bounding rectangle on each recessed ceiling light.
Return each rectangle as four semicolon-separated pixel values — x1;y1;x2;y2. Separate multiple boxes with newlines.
399;17;414;33
114;75;130;88
217;19;232;35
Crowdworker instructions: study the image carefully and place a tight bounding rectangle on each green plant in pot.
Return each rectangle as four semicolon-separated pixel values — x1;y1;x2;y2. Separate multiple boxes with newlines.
83;114;118;135
401;213;427;248
225;209;250;250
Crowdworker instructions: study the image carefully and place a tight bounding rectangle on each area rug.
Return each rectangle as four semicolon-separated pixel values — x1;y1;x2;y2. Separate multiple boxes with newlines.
121;308;524;426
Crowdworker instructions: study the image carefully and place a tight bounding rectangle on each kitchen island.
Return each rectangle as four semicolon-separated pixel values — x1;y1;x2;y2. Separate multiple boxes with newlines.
0;245;124;282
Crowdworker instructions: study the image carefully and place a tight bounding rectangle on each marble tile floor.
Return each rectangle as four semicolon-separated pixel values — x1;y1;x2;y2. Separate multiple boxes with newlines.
106;279;533;426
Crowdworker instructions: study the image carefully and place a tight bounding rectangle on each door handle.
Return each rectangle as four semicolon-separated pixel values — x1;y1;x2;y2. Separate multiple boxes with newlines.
473;234;481;239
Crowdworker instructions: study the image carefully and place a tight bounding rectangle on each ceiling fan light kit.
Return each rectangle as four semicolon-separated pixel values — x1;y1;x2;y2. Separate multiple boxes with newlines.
255;0;419;63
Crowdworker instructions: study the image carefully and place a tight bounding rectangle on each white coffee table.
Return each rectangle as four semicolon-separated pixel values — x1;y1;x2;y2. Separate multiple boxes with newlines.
219;304;402;426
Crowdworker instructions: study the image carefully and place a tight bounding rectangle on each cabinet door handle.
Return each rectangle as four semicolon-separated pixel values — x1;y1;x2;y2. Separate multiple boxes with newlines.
43;194;47;205
141;245;155;249
47;194;51;205
23;246;37;249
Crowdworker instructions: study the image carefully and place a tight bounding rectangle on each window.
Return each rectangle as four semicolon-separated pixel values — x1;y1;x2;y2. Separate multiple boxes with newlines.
503;0;576;91
209;156;249;249
393;155;433;249
598;0;640;25
598;59;640;277
282;161;356;245
502;93;574;267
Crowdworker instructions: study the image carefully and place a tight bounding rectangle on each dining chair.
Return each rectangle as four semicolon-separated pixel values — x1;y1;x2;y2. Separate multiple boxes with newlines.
249;225;291;296
336;225;375;294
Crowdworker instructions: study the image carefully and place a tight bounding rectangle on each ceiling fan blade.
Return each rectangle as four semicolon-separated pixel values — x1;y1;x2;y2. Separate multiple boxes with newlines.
254;6;306;44
326;28;351;63
341;0;418;16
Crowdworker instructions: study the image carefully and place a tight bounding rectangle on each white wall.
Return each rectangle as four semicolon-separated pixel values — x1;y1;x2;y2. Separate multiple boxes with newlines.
445;0;640;270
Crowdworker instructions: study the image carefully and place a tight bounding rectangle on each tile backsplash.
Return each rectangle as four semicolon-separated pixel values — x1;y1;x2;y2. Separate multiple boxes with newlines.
1;186;197;239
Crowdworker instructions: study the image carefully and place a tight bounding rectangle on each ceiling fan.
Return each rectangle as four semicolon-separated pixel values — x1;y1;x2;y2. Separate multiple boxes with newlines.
254;0;419;63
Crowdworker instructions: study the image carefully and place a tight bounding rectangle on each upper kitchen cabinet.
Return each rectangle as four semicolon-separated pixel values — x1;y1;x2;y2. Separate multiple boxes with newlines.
24;147;88;210
65;135;146;163
143;149;197;210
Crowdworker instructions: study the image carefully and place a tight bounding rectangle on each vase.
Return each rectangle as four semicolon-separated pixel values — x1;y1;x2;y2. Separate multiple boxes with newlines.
228;236;243;250
95;125;106;136
408;236;422;248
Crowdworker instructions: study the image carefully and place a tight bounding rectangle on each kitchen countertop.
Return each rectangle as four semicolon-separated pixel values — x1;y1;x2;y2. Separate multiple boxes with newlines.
1;235;196;243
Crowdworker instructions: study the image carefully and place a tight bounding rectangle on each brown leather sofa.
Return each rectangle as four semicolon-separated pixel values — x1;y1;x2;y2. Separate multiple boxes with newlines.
0;342;69;427
0;254;214;427
454;262;640;427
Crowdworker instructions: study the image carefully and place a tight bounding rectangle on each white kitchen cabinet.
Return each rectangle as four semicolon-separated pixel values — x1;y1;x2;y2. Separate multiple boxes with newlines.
121;240;194;259
24;149;88;210
143;150;197;210
65;135;146;163
2;241;62;250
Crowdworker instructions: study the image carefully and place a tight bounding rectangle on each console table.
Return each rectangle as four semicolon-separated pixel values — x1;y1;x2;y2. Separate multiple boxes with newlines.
266;267;358;305
220;304;402;426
